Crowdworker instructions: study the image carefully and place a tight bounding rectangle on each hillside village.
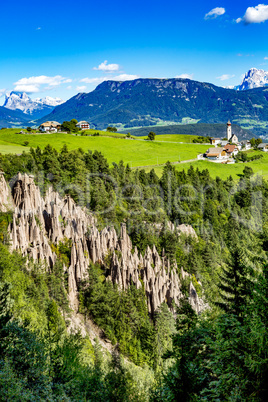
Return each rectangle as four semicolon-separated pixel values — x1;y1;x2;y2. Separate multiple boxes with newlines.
200;120;267;163
17;118;268;167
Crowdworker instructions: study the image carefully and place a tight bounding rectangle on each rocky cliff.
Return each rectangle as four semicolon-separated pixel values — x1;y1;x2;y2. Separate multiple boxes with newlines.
0;173;206;314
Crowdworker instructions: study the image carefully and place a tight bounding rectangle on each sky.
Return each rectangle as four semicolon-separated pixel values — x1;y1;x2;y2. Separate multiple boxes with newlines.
1;0;268;102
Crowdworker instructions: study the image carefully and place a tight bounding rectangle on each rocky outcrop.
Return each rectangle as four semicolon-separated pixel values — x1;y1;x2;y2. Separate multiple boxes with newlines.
0;173;206;314
0;172;13;212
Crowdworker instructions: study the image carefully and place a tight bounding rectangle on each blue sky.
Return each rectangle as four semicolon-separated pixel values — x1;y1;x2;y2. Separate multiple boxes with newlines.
1;0;268;101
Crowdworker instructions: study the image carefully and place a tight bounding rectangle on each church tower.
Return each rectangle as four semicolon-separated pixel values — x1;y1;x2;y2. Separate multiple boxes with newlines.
227;120;232;141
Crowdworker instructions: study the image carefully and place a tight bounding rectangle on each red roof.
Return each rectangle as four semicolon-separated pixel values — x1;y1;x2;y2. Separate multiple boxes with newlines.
223;144;237;153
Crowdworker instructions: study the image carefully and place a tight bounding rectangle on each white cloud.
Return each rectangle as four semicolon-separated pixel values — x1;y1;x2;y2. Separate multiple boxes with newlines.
205;7;225;20
80;74;139;86
13;75;72;93
217;74;235;81
14;84;40;93
236;4;268;24
93;60;120;72
264;56;268;60
36;27;41;30
80;77;105;84
175;74;194;79
112;74;139;81
66;85;72;90
76;86;87;92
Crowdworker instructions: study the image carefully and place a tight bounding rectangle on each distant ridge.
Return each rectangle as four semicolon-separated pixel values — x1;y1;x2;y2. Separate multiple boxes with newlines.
123;123;253;140
37;78;268;136
0;105;29;128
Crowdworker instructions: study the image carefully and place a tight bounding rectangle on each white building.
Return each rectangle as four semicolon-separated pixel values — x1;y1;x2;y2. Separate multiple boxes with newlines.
210;138;222;146
240;140;251;150
39;121;61;132
258;143;268;152
76;121;90;130
205;147;227;160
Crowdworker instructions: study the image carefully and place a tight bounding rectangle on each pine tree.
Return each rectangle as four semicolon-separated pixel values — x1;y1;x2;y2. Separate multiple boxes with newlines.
217;246;256;317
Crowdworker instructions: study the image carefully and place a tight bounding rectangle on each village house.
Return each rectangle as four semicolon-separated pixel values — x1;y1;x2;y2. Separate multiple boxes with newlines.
240;140;251;150
39;121;61;133
258;143;268;152
223;144;239;157
210;138;222;146
205;147;227;160
76;121;90;130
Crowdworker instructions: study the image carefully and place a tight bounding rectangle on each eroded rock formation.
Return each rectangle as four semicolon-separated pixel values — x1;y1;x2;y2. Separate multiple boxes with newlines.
0;172;12;212
0;173;206;314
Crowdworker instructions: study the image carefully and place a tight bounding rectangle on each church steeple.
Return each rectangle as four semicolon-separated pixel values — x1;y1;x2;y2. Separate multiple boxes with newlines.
227;120;232;141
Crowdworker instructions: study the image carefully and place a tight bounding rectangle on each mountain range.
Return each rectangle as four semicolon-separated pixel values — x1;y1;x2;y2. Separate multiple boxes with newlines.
2;68;268;136
3;92;64;120
39;77;268;135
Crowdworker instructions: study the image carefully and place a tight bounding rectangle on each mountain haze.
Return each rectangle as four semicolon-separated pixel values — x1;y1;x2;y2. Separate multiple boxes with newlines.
38;78;268;135
0;105;30;127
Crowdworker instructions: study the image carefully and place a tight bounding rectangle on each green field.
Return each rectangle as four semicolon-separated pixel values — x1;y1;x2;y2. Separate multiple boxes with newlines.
145;153;268;181
0;138;30;154
139;134;208;143
0;129;208;168
1;129;267;181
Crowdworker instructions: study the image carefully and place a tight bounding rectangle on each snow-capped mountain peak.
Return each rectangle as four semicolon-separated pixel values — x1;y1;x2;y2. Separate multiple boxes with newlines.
237;68;268;91
33;96;64;107
3;91;64;116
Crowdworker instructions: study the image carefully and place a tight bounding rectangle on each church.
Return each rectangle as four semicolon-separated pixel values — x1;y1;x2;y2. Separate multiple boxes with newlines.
227;120;238;144
210;120;238;146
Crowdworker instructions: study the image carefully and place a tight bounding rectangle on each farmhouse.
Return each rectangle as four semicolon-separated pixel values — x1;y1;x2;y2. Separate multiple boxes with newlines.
39;121;61;133
76;121;90;130
223;144;239;157
258;143;268;152
240;140;251;150
210;138;221;146
205;147;226;160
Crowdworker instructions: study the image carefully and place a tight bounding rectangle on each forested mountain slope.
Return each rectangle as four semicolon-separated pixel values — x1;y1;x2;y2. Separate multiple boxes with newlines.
124;122;252;139
38;78;268;135
0;105;29;127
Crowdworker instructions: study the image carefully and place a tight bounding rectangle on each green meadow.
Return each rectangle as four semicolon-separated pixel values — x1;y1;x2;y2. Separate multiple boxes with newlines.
0;129;208;168
146;154;268;181
1;129;267;181
0;138;30;154
139;134;208;143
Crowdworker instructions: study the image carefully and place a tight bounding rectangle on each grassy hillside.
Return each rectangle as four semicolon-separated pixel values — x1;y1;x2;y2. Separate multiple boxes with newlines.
138;134;208;143
0;129;208;167
126;123;253;139
145;151;268;180
0;139;30;154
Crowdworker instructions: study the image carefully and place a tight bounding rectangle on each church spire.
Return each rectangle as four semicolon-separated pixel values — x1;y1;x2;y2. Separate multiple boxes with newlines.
227;120;232;140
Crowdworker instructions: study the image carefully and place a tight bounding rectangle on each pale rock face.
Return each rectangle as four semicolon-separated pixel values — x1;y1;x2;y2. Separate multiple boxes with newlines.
3;92;64;115
237;68;268;91
0;173;206;314
0;173;13;212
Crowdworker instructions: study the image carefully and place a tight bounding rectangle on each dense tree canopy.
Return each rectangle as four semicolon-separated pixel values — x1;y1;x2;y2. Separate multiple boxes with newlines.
1;145;268;400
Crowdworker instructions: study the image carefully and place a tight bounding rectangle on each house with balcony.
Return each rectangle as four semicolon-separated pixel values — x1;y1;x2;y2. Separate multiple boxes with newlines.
76;121;90;130
39;121;61;132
